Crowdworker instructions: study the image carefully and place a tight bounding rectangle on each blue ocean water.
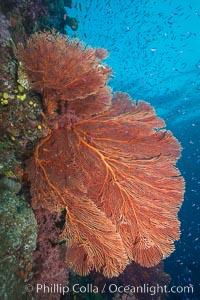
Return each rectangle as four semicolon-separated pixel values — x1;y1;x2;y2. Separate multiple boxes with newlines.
67;1;200;299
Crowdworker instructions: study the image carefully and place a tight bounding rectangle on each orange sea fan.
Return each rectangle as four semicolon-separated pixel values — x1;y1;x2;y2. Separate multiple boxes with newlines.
26;91;184;277
18;31;184;277
15;31;112;115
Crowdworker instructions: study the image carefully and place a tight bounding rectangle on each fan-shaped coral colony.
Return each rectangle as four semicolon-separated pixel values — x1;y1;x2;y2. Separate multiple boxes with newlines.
16;31;184;278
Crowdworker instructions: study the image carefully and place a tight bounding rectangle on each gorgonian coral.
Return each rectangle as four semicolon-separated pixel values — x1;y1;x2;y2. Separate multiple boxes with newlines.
15;31;112;116
16;31;184;278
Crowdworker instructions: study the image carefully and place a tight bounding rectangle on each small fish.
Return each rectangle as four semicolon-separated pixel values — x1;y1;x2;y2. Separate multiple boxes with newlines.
176;5;182;11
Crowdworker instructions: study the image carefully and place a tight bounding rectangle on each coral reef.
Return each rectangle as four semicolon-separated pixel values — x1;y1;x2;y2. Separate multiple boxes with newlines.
0;2;79;299
15;31;184;278
43;0;78;33
0;0;78;45
0;11;11;44
65;261;170;300
31;208;68;300
0;9;47;300
0;185;37;300
0;0;48;39
92;261;170;300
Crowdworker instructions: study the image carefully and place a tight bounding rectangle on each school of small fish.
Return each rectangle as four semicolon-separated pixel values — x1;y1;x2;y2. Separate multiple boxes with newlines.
68;1;200;298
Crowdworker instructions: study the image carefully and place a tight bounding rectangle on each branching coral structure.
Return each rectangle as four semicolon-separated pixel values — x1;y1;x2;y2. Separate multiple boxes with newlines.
15;31;112;116
16;31;184;278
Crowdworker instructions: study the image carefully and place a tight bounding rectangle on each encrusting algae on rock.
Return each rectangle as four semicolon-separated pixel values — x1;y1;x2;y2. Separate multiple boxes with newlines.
0;187;37;299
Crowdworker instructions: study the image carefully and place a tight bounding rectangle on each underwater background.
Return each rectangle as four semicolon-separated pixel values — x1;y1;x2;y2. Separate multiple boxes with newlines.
0;0;199;299
67;0;200;299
